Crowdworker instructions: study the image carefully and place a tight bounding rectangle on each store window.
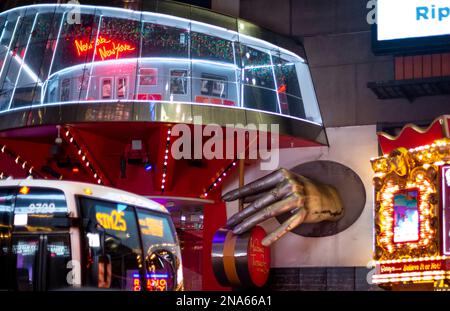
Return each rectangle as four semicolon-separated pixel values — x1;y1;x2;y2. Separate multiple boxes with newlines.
170;69;188;95
273;55;306;119
190;32;234;63
95;16;139;62
141;22;189;58
200;74;227;98
240;44;279;113
60;78;71;102
51;12;100;74
80;197;143;290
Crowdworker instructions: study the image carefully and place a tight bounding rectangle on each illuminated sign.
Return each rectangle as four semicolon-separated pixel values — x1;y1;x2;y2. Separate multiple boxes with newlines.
393;189;420;243
443;166;450;255
378;0;450;41
96;210;127;232
248;226;270;287
132;273;168;291
14;188;67;214
378;259;447;275
139;217;163;237
74;36;136;61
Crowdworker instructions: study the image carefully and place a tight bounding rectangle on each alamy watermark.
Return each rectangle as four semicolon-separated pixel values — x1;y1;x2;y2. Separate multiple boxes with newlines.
366;0;377;25
170;116;280;171
67;0;81;25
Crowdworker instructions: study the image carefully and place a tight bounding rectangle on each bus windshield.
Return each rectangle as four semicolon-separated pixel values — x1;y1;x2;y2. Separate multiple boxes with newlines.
79;196;180;291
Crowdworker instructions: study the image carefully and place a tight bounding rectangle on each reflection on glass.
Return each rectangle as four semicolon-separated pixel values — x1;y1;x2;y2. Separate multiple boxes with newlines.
80;197;143;290
46;235;71;290
13;237;39;291
170;69;187;95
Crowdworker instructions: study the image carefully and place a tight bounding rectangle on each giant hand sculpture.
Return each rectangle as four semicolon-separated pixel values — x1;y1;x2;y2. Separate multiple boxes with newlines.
222;168;344;246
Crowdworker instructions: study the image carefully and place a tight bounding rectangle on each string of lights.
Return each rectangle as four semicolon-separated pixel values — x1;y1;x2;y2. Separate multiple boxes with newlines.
202;160;237;198
0;144;42;179
63;127;105;185
161;128;172;193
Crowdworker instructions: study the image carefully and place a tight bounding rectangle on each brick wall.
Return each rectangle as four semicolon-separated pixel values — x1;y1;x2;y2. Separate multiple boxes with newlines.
395;53;450;80
263;267;381;291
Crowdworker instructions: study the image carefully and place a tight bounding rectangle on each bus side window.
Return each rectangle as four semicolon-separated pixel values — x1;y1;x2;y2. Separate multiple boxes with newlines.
79;197;144;290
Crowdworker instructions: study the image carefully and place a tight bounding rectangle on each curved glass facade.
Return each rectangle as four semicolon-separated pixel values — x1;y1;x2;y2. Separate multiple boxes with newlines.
0;4;322;124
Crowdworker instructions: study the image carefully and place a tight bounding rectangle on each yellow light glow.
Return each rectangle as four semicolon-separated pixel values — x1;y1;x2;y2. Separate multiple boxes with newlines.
19;186;30;195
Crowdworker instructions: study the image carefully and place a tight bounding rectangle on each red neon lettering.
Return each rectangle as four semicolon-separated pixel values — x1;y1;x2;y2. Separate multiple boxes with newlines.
74;36;135;60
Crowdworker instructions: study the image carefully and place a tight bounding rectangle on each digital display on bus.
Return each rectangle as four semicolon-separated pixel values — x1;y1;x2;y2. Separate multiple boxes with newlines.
14;188;67;214
393;189;420;243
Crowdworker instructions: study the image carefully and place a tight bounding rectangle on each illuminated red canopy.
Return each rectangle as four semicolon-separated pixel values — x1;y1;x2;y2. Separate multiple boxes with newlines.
378;115;450;154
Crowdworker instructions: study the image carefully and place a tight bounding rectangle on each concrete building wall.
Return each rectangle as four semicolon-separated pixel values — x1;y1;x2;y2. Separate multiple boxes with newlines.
222;125;378;267
213;0;450;128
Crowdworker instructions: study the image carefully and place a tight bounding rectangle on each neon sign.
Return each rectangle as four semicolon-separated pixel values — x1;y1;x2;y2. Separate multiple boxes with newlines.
132;273;168;291
74;36;136;61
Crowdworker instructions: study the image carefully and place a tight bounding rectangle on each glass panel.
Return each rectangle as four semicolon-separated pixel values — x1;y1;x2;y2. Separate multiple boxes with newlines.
51;12;100;74
273;55;306;118
10;11;64;109
136;208;178;291
14;187;67;215
191;61;238;106
80;197;143;290
141;22;189;58
12;236;40;291
191;32;234;63
240;44;279;113
0;188;14;290
295;61;323;124
45;235;71;290
95;16;139;62
7;11;39;109
0;14;25;111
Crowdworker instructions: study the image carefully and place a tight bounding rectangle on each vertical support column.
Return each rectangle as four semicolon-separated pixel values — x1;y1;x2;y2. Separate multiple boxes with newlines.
202;201;230;291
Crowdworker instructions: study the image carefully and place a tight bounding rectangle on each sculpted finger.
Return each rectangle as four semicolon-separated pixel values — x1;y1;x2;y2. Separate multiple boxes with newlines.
221;168;294;202
232;193;304;235
261;208;308;246
227;180;292;227
242;191;269;203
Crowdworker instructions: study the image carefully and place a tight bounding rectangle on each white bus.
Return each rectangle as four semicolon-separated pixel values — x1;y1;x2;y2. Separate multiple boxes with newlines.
0;179;183;291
